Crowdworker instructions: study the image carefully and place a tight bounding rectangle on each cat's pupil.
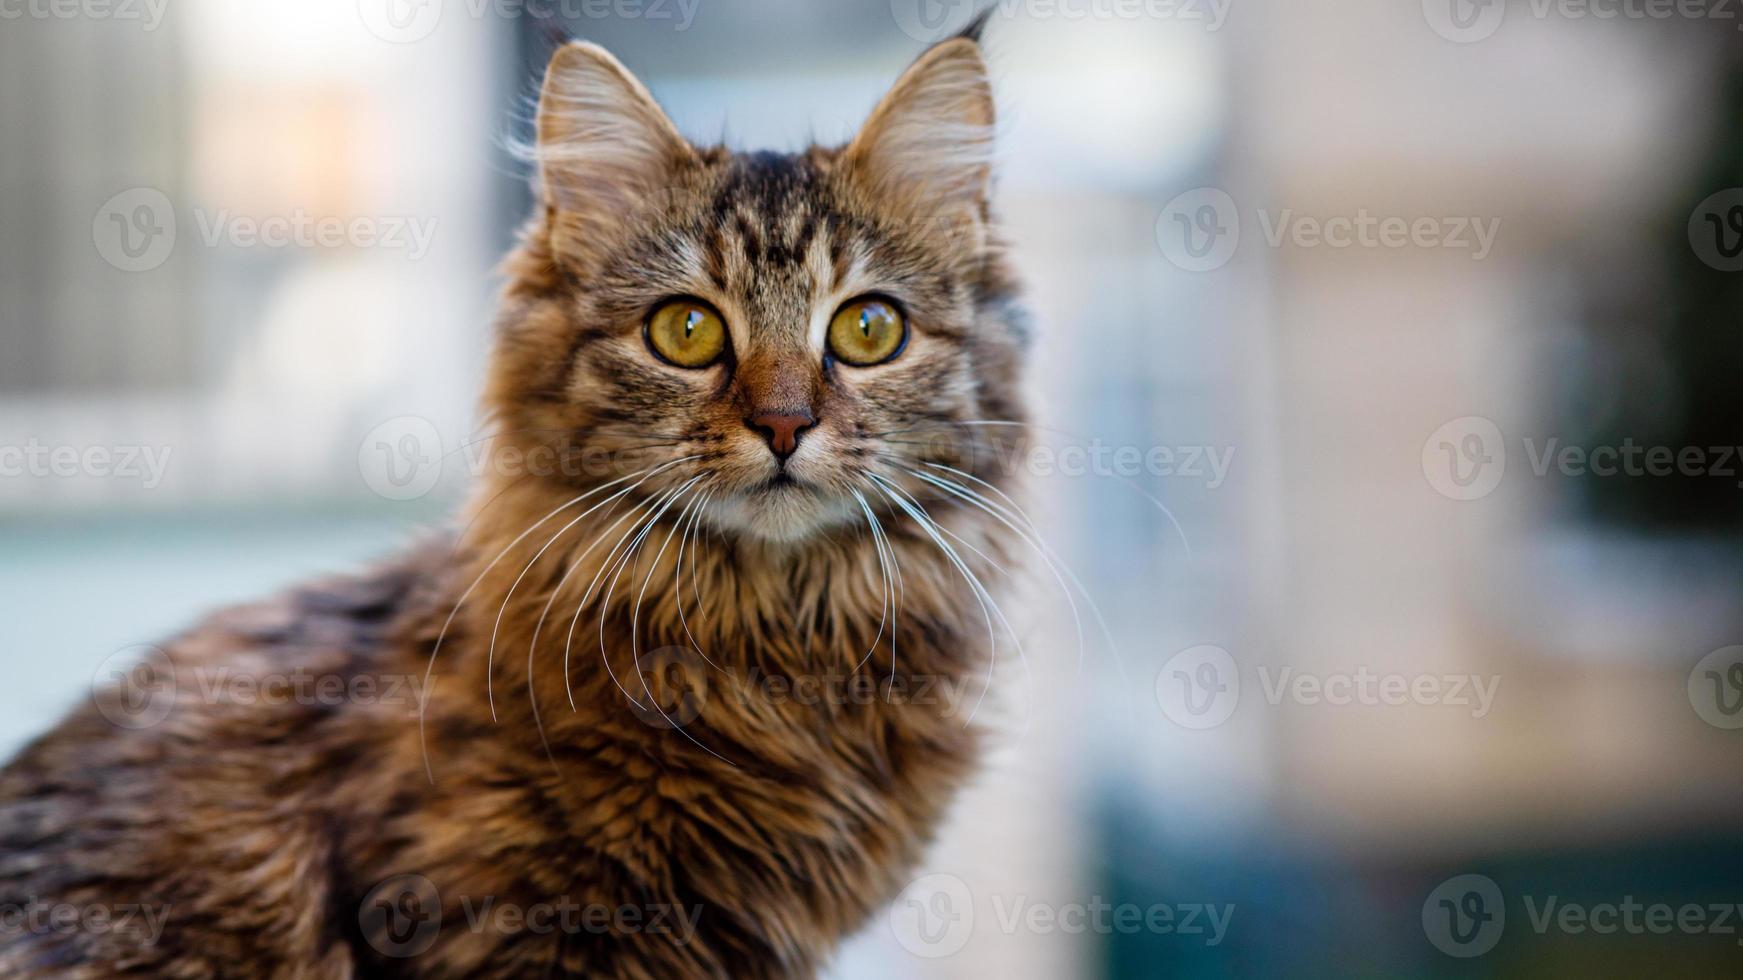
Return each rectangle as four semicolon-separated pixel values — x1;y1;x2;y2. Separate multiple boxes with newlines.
685;311;699;337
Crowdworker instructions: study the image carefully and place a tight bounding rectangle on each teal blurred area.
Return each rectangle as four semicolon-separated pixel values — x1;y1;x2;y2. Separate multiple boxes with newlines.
0;508;432;759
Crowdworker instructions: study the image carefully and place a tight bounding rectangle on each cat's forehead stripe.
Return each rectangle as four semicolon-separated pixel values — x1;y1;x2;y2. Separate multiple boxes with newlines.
706;152;842;272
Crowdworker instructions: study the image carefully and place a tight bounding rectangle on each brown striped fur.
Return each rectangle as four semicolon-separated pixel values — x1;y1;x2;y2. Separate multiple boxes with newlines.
0;23;1029;979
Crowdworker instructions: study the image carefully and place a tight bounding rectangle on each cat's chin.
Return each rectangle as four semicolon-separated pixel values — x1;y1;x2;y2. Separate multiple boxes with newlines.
706;481;861;544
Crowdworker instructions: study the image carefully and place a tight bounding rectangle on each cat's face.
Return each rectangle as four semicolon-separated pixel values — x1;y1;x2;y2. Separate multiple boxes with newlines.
485;37;1027;544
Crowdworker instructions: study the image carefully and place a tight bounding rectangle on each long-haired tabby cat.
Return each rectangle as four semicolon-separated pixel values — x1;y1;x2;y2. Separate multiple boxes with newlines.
0;19;1029;979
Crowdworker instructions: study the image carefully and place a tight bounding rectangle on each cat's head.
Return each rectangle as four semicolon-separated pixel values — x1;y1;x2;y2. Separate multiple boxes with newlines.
484;27;1028;544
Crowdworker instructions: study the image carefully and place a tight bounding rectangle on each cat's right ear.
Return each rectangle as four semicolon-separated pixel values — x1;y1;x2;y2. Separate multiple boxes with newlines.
534;42;694;261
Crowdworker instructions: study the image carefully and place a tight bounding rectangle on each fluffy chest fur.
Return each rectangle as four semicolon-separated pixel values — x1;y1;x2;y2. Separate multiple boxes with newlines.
383;495;1010;977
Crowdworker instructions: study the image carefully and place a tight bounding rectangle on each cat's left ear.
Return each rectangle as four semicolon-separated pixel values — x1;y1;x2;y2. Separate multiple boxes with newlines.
534;41;695;260
843;29;996;219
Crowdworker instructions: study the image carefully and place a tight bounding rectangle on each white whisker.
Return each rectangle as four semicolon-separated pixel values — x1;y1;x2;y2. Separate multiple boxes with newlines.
486;458;697;722
552;488;674;710
567;480;692;710
522;478;678;760
674;488;724;672
917;462;1131;707
848;488;893;676
418;457;692;783
869;474;1030;734
894;419;1194;556
604;479;737;767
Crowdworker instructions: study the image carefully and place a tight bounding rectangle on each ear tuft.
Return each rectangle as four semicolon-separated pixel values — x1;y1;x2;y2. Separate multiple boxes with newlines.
843;38;996;219
954;6;995;44
534;42;694;255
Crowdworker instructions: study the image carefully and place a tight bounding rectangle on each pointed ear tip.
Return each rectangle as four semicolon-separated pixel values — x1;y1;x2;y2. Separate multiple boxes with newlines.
544;40;628;79
926;36;987;63
913;37;993;87
957;6;996;43
922;39;996;113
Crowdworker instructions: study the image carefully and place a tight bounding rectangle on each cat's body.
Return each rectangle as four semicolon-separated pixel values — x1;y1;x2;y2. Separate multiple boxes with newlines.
0;21;1028;979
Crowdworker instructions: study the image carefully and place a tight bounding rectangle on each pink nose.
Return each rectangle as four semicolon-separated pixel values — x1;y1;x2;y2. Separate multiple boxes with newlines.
749;411;815;460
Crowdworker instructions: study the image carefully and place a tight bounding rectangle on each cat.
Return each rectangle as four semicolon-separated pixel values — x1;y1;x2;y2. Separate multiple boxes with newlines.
0;17;1029;979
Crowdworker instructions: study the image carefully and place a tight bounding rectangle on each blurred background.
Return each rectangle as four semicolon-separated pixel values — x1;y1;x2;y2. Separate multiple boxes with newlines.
4;0;1743;976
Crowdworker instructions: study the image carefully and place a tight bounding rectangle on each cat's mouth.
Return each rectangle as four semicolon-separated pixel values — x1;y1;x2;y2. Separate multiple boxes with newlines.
700;465;861;543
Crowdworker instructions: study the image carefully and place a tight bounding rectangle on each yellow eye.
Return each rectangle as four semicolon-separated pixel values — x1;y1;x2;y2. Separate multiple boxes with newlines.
828;297;907;366
646;298;728;368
